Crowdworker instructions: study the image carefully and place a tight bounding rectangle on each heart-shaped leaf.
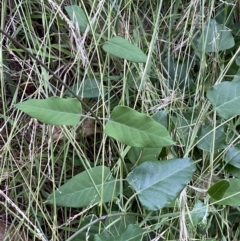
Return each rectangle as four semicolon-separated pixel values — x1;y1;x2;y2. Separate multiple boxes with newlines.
207;81;240;119
127;159;196;210
46;166;118;207
197;19;235;52
104;106;174;148
15;97;82;126
102;36;147;63
207;179;230;200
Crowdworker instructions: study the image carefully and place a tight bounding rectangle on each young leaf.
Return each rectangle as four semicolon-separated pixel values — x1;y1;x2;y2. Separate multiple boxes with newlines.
197;19;235;52
211;179;240;206
104;106;174;148
46;166;118;207
15;97;82;126
94;224;144;241
127;159;196;210
102;36;147;63
65;5;88;32
207;81;240;119
207;179;230;200
224;144;240;168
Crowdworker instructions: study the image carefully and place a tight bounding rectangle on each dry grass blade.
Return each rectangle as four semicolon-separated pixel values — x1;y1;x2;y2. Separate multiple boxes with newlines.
0;220;31;241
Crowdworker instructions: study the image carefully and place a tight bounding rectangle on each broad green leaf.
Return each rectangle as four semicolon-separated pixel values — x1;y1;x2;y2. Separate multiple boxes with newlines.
127;159;196;210
152;110;169;129
127;72;141;89
94;224;144;241
15;97;81;126
65;5;88;32
224;144;240;168
225;164;240;178
101;213;136;238
163;57;195;91
207;179;230;200
232;69;240;82
207;81;240;119
211;179;240;206
127;147;161;165
65;79;102;98
102;36;147;63
215;4;234;29
197;125;226;152
46;166;118;207
104;106;174;148
236;57;240;67
197;19;235;52
232;22;240;36
190;200;208;227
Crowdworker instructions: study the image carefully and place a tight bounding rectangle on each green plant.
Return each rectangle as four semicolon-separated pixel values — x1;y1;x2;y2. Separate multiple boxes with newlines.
2;1;240;240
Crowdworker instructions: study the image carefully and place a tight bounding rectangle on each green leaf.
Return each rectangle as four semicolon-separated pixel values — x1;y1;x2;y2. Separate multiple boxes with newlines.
197;19;235;52
232;69;240;82
70;215;100;241
152;110;169;129
46;166;118;207
65;79;102;98
65;5;88;32
104;106;174;148
236;57;240;67
207;179;230;200
190;200;208;227
207;81;240;119
126;159;196;210
163;57;195;91
102;36;147;63
94;224;144;241
211;179;240;206
215;4;234;29
232;22;240;36
127;147;161;165
172;112;197;146
197;125;226;152
101;213;136;238
15;97;82;126
224;144;240;168
225;164;240;178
